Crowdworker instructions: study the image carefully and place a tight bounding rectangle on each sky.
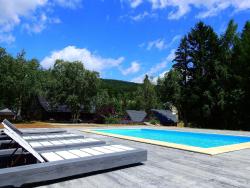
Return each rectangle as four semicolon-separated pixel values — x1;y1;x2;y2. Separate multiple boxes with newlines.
0;0;250;83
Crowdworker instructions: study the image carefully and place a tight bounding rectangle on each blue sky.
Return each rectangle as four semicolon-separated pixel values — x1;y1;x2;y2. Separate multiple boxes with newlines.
0;0;250;83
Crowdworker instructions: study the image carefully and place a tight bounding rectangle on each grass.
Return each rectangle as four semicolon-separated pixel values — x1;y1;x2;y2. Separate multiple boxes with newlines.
0;121;57;129
0;121;147;129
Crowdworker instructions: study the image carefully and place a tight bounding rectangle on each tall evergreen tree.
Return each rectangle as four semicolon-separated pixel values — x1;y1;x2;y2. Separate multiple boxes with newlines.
187;22;221;127
172;35;190;126
233;21;250;129
219;20;239;129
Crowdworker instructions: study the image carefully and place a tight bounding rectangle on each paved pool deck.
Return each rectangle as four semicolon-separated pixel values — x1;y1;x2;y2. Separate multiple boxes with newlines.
27;126;250;188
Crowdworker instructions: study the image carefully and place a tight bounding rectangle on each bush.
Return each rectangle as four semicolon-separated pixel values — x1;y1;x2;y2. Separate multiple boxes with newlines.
104;116;120;124
149;119;160;125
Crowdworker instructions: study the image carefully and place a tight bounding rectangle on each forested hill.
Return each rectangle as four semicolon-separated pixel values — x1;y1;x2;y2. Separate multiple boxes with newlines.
100;79;140;97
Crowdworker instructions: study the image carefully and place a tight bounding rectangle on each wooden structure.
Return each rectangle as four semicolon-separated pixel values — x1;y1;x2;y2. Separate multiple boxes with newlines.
151;109;178;125
0;108;15;121
30;97;95;122
122;110;148;123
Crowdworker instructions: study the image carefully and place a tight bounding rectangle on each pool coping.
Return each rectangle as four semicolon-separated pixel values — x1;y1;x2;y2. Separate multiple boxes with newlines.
83;129;250;155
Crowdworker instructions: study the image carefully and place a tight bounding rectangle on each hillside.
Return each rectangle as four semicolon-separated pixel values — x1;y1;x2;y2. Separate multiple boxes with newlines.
100;79;140;97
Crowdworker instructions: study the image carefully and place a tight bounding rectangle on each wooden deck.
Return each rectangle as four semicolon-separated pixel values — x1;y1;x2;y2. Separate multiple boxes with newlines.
33;126;250;188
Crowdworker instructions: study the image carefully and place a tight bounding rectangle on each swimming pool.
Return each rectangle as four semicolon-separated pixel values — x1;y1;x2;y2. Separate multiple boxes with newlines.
85;128;250;155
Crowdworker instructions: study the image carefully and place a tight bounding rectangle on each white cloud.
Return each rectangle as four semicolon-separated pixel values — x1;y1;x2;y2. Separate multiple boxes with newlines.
147;38;166;50
152;70;168;83
131;74;146;83
131;49;175;83
123;0;250;19
23;13;61;34
41;46;125;73
0;0;48;43
148;61;167;75
143;35;180;51
0;0;82;44
166;48;176;62
0;0;47;33
120;11;158;22
54;0;82;9
121;61;140;75
131;11;158;21
0;33;15;44
125;0;143;8
169;35;181;45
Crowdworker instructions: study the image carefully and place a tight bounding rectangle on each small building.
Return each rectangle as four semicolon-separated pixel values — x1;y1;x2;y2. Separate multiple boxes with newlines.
151;109;178;125
122;110;147;123
0;108;15;121
30;96;95;122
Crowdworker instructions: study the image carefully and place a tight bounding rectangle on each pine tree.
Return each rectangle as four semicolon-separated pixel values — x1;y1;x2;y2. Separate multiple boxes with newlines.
233;21;250;129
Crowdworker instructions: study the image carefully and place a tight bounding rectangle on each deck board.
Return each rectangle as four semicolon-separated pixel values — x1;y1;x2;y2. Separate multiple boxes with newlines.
36;126;250;188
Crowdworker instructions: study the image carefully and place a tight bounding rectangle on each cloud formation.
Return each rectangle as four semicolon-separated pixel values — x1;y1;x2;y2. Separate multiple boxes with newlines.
123;0;250;19
131;48;175;83
54;0;82;9
120;61;141;75
140;35;181;51
0;0;82;43
125;0;143;8
41;46;125;73
146;38;166;50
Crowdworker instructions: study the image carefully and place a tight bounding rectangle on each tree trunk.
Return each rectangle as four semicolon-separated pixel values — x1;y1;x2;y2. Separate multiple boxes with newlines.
16;97;22;120
72;112;80;123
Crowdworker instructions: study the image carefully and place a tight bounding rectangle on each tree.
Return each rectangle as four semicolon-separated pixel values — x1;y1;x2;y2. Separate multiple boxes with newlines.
0;49;40;119
232;21;250;129
0;48;15;109
218;20;239;129
172;35;190;126
159;22;221;128
14;54;40;119
173;35;190;86
185;22;221;127
47;60;99;122
135;75;158;113
158;20;250;130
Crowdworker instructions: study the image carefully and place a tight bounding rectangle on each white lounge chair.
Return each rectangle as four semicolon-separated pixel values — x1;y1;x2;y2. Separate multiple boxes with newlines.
0;120;147;187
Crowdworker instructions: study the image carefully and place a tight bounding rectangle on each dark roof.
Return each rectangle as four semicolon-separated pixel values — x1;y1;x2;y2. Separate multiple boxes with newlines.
38;96;72;113
126;110;147;122
0;108;15;116
38;96;96;113
151;109;178;123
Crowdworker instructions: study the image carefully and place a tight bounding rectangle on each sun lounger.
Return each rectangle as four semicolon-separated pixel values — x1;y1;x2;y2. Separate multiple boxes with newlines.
2;125;105;151
1;119;66;135
2;119;81;141
0;121;147;187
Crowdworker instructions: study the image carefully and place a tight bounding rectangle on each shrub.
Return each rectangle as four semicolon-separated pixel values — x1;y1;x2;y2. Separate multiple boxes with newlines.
149;119;160;125
104;116;120;124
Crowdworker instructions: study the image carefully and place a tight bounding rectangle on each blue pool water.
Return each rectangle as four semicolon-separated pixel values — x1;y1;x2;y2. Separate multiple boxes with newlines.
94;129;250;148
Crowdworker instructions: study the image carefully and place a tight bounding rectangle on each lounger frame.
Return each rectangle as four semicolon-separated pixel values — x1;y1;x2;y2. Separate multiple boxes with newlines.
0;147;146;187
2;119;66;135
0;120;147;187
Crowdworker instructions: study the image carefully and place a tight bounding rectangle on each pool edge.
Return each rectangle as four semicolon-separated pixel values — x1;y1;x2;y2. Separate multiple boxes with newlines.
83;130;250;155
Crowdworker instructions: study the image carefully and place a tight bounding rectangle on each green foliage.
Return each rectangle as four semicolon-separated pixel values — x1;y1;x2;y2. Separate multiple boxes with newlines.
149;119;160;125
46;60;99;122
157;20;250;130
0;48;41;119
99;77;161;114
133;75;159;112
100;79;140;98
104;116;120;124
